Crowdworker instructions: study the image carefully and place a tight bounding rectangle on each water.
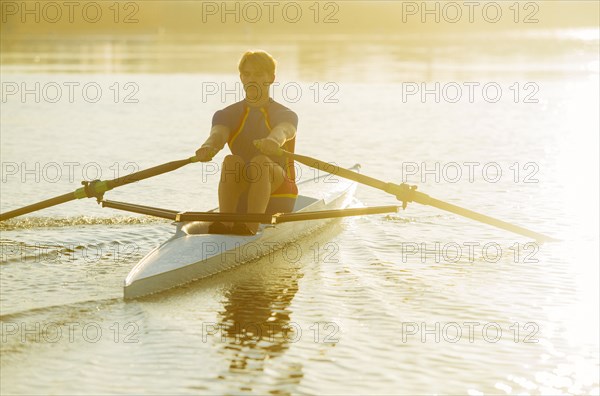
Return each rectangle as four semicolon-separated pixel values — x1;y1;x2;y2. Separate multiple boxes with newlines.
1;32;599;395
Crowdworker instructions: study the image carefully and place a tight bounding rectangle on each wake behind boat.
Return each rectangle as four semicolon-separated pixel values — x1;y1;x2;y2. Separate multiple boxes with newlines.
123;165;360;299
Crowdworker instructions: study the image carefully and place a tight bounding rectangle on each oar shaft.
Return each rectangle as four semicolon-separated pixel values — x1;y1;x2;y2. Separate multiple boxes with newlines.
176;212;275;223
0;156;198;221
107;158;195;190
101;200;180;221
274;206;399;223
288;151;417;203
283;150;555;242
0;192;75;221
291;152;390;191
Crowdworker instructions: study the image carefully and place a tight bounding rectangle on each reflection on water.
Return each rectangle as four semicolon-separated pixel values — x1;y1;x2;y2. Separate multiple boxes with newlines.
217;257;302;392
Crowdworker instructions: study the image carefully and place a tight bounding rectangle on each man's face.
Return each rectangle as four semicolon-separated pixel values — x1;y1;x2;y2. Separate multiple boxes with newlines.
240;61;274;103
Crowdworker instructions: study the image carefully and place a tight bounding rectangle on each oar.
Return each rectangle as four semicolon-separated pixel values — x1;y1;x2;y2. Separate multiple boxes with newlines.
278;150;556;242
0;156;198;221
175;205;400;223
100;198;400;224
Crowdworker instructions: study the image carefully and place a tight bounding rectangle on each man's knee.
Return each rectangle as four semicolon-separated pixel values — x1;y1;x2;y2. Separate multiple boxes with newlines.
247;155;276;181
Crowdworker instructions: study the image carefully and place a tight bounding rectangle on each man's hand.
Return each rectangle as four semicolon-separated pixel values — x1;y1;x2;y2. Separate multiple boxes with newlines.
254;138;282;156
195;146;219;162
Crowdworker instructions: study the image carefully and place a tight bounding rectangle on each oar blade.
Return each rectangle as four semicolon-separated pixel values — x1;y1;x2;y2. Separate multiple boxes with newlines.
422;195;558;242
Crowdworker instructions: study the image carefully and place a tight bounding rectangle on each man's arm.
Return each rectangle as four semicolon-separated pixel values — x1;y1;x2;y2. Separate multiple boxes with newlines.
195;125;230;161
266;122;296;146
255;122;296;155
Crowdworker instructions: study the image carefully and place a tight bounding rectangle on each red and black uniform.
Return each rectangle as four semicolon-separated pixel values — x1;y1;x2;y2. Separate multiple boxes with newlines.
212;99;298;214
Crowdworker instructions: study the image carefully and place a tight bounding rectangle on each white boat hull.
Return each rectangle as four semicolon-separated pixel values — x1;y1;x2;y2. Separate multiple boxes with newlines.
124;169;358;299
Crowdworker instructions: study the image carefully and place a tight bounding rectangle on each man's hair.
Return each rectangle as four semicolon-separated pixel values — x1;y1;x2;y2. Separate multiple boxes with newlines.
238;50;277;76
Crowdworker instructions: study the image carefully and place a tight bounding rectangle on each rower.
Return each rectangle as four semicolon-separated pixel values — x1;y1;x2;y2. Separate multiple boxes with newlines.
195;50;298;235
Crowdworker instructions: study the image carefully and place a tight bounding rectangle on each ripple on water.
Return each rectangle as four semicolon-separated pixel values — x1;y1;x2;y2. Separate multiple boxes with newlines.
1;223;175;315
1;68;598;393
0;215;171;231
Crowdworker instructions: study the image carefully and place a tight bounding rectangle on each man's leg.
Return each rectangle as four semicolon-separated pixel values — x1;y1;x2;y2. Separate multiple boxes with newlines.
244;155;285;233
218;155;247;227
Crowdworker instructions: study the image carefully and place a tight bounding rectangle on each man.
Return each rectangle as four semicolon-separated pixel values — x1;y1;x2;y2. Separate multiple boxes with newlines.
195;50;298;235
